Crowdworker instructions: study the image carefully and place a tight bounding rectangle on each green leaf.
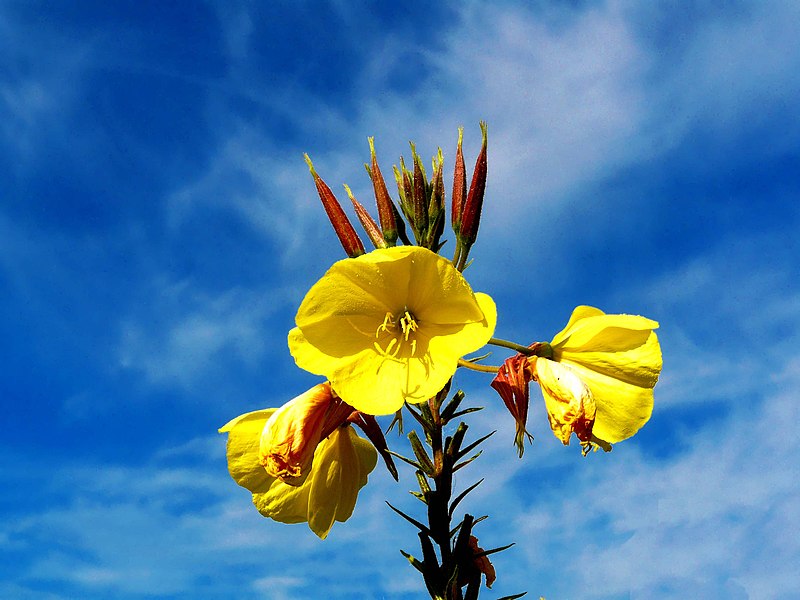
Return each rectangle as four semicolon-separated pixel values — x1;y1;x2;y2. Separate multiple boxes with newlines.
473;542;515;558
449;478;484;518
399;549;424;573
454;450;483;472
385;449;424;471
386;501;431;535
457;430;496;460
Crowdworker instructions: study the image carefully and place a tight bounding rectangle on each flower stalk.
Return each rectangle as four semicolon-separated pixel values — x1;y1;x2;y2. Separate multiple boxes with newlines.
304;154;365;257
394;387;509;599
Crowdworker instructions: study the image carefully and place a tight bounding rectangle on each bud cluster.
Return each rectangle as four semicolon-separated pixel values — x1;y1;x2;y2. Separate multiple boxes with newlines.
305;124;489;271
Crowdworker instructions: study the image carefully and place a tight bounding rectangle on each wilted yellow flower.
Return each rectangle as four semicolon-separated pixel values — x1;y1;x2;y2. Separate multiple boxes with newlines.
490;353;535;457
527;356;596;445
220;405;377;540
259;382;354;485
288;246;496;415
533;305;662;446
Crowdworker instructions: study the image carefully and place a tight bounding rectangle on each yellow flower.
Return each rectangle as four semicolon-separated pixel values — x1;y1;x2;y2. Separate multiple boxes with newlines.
220;404;377;540
533;305;662;446
288;246;497;415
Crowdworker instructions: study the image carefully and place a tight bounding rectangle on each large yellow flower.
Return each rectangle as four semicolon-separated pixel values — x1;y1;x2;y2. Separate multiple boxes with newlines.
220;408;377;540
288;246;497;415
532;305;662;446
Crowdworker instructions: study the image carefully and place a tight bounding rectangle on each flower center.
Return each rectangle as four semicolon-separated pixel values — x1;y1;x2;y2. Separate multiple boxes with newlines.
374;309;420;358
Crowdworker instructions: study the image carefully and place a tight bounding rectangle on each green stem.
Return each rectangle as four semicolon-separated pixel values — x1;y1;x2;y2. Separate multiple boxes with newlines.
487;337;536;355
457;358;499;374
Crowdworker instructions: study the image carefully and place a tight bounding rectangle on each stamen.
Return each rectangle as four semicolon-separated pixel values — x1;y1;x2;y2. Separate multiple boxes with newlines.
377;312;396;336
373;309;420;359
399;310;419;341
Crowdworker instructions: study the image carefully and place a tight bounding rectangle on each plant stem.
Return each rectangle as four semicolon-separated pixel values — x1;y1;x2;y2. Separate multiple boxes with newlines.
487;337;536;355
457;358;499;373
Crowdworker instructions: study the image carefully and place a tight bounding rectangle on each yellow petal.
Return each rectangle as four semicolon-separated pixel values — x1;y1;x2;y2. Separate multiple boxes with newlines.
251;478;311;524
307;426;377;539
404;250;489;326
557;329;662;390
219;409;277;493
531;358;596;445
259;383;334;486
552;306;658;350
550;305;605;346
559;359;654;443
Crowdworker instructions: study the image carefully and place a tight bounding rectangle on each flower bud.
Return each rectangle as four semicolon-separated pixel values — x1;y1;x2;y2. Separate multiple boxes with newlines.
451;126;466;234
410;143;429;244
304;154;365;258
344;184;387;249
458;121;487;248
367;137;398;246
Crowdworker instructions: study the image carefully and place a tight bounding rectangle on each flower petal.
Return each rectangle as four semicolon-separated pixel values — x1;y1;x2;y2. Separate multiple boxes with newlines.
259;383;335;486
557;329;662;390
532;358;596;445
219;409;277;493
559;359;654;443
308;426;377;539
552;306;658;350
251;478;311;525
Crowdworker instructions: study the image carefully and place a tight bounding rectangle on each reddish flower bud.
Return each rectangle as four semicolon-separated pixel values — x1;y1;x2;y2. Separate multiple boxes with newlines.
367;137;398;246
344;184;387;249
451;126;466;234
459;121;488;248
304;154;365;257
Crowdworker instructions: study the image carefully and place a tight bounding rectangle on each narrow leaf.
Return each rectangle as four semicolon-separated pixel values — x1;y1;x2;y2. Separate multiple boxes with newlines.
448;407;484;421
473;542;515;558
400;549;425;574
453;450;483;472
449;478;484;518
457;430;496;460
386;501;431;535
385;449;424;471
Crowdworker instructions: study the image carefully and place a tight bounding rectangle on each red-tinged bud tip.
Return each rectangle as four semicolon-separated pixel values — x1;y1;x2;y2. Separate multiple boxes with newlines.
303;154;365;257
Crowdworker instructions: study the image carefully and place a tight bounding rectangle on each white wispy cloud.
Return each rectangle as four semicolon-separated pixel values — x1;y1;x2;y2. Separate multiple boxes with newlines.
117;278;293;392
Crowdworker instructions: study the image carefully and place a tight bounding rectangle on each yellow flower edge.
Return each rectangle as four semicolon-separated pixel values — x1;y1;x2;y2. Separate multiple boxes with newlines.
550;305;662;444
220;410;377;539
288;246;497;415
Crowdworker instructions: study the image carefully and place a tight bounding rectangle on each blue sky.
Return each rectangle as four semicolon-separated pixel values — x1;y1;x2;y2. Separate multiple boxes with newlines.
2;1;799;598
